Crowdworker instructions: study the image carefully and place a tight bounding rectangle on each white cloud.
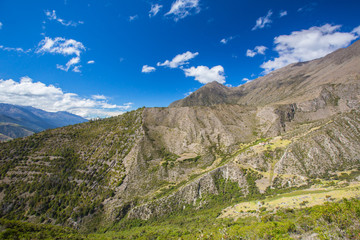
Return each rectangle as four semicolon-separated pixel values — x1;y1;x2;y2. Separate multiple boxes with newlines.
220;36;235;44
261;24;360;74
246;50;256;57
87;60;95;64
149;4;163;17
92;95;107;100
352;26;360;35
157;51;199;68
184;91;193;97
37;37;85;56
45;10;57;20
0;22;2;29
246;45;267;57
45;10;83;27
252;10;272;31
36;37;85;72
183;65;226;84
129;15;139;22
256;46;267;55
298;3;317;12
0;45;30;53
72;66;81;73
57;57;80;72
279;10;287;17
242;78;253;83
165;0;200;21
0;77;133;119
142;65;156;73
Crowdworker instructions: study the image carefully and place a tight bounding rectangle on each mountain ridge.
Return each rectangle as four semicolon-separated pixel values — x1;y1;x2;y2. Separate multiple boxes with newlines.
0;103;87;140
170;40;360;108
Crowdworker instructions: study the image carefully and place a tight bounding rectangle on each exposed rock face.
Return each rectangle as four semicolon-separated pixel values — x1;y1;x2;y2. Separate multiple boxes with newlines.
143;105;260;155
275;110;360;177
128;162;248;220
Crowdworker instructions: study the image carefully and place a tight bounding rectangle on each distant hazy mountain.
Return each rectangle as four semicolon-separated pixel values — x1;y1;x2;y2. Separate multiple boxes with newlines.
0;103;87;140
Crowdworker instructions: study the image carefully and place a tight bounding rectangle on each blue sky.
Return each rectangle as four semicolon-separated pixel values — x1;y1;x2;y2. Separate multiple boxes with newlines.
0;0;359;118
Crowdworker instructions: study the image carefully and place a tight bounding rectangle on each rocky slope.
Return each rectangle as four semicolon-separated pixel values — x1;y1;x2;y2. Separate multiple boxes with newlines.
0;40;360;231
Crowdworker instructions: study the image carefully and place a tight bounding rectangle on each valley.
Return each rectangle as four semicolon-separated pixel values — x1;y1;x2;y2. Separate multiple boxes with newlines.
1;40;360;239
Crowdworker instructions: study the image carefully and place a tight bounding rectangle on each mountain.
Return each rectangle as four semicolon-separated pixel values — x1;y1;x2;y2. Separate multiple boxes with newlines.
0;40;360;238
170;40;360;108
0;103;87;140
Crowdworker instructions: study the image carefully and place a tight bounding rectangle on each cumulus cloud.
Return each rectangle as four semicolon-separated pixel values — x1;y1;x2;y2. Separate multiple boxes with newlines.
36;37;85;72
129;15;139;22
220;36;235;45
0;77;132;119
142;65;156;73
165;0;200;21
183;65;226;84
157;51;199;68
252;10;272;30
87;60;95;64
246;45;267;57
45;10;83;27
279;10;287;17
261;24;360;74
37;37;85;56
149;4;163;17
0;22;2;29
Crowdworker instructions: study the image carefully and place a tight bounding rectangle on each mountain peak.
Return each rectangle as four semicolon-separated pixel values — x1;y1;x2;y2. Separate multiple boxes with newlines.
169;81;231;107
204;81;226;87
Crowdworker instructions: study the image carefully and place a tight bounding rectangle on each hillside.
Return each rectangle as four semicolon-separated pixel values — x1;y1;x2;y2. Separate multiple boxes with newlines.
0;103;87;140
0;40;360;238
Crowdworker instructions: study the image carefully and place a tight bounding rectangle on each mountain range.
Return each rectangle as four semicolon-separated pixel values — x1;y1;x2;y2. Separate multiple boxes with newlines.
0;40;360;238
0;103;87;141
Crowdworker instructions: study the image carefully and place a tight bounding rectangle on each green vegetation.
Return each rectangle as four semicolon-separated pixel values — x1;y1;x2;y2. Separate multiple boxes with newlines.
0;108;144;230
94;197;360;239
183;155;201;162
159;147;179;168
3;197;357;239
0;218;82;239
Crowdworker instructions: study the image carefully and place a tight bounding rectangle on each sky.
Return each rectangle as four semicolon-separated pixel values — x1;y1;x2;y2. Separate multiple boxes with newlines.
0;0;359;118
